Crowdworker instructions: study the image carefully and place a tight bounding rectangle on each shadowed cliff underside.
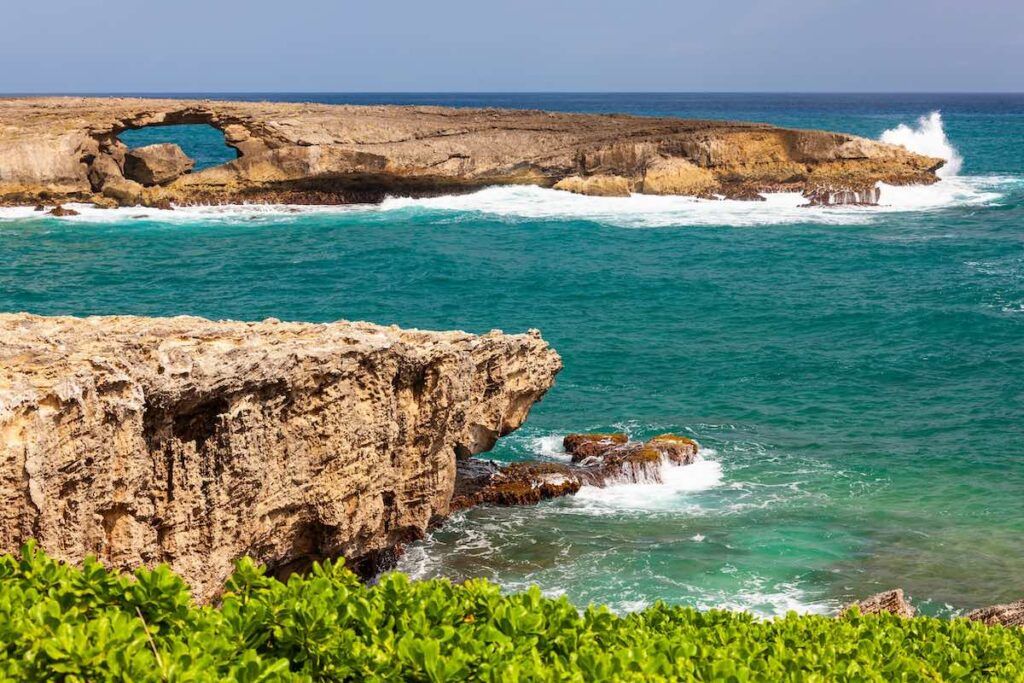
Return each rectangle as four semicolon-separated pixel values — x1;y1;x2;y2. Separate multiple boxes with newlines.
0;313;561;601
0;97;943;207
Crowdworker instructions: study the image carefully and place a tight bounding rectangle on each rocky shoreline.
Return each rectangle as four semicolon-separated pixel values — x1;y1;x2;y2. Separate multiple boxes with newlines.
0;97;944;209
0;312;1019;621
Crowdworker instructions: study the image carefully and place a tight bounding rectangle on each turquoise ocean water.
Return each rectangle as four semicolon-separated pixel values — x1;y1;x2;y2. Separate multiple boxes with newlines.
3;94;1023;616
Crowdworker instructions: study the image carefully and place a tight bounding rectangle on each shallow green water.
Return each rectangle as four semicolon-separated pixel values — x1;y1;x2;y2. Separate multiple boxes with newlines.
2;94;1022;615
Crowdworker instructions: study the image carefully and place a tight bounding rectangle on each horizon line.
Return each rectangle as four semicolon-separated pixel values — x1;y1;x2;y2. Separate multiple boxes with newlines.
3;90;1024;97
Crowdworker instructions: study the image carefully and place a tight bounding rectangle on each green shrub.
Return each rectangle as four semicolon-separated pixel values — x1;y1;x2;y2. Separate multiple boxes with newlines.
1;543;1022;681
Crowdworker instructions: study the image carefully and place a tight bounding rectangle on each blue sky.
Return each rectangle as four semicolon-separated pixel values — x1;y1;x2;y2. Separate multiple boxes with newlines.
3;0;1022;92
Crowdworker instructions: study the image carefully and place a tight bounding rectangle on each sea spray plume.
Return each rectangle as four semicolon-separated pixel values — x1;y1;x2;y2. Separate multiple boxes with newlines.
880;111;963;177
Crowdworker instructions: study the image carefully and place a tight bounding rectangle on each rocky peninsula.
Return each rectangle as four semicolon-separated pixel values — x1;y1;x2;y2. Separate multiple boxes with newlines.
0;97;943;208
0;313;560;601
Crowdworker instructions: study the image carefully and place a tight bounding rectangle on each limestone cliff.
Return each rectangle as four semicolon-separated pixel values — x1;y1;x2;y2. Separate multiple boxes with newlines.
0;313;561;601
0;97;943;207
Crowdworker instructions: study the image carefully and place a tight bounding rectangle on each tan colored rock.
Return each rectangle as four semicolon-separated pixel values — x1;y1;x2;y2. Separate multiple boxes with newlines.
841;589;916;618
123;143;195;186
0;313;561;601
641;157;718;196
87;154;123;191
554;174;634;197
0;97;943;207
101;177;145;206
646;434;699;465
967;599;1024;627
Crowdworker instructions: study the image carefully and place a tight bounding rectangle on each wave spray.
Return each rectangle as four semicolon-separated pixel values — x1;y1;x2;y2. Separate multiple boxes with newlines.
879;111;962;177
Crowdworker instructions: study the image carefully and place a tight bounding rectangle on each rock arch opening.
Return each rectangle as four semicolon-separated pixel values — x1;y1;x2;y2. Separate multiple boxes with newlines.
117;123;236;172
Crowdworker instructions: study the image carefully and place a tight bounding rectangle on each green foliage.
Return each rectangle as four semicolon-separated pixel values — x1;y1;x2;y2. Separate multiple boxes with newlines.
2;544;1022;681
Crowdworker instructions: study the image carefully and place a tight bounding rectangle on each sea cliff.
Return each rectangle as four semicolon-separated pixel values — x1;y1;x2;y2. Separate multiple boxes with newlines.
0;97;943;208
0;313;561;601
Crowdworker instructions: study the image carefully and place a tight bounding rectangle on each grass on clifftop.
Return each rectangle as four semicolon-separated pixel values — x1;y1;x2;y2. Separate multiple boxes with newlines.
1;544;1022;682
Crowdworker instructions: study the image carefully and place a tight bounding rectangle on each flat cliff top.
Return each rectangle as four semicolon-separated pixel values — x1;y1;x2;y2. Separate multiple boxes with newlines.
0;97;944;206
0;96;767;142
0;312;551;393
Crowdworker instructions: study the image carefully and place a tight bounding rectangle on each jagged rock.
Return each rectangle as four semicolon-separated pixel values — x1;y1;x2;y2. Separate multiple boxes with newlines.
33;203;45;211
456;433;701;510
47;204;79;216
0;98;944;207
123;143;195;186
967;599;1024;627
563;432;629;462
645;434;699;465
0;313;561;601
841;589;916;618
451;459;583;510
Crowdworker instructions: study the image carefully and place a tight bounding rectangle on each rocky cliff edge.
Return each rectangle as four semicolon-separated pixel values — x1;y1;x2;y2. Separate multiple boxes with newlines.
0;313;561;600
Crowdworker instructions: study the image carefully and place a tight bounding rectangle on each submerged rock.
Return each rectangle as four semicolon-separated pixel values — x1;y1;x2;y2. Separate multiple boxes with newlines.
841;589;916;618
123;143;195;186
0;313;561;601
47;204;79;216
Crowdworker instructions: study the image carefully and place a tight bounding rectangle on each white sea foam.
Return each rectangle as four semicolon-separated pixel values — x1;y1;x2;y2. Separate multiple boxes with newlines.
572;453;724;509
531;434;569;460
880;111;962;177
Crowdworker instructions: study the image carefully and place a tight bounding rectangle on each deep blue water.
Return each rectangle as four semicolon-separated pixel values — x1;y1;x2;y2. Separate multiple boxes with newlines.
3;93;1023;615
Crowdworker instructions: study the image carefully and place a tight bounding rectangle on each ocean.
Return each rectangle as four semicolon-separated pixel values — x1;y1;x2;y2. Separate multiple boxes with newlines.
2;93;1022;616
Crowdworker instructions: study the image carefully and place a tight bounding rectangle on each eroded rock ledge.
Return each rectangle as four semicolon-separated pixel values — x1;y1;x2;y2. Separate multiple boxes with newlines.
0;97;944;208
0;313;561;601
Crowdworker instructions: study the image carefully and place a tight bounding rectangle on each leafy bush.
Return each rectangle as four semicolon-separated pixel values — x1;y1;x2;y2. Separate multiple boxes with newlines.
1;543;1022;681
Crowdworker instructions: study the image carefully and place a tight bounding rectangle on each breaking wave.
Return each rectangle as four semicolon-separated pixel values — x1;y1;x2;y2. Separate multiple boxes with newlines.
880;111;962;177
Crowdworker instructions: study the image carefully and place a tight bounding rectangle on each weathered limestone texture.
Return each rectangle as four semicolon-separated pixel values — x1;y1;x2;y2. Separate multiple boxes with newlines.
0;313;561;600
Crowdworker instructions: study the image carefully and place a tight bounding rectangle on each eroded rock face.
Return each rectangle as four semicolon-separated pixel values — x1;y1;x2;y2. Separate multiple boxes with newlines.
123;143;195;186
0;313;561;601
0;97;944;207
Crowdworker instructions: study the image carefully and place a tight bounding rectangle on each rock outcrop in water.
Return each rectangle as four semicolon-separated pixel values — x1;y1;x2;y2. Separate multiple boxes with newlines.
0;97;944;208
0;313;561;601
451;432;700;510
